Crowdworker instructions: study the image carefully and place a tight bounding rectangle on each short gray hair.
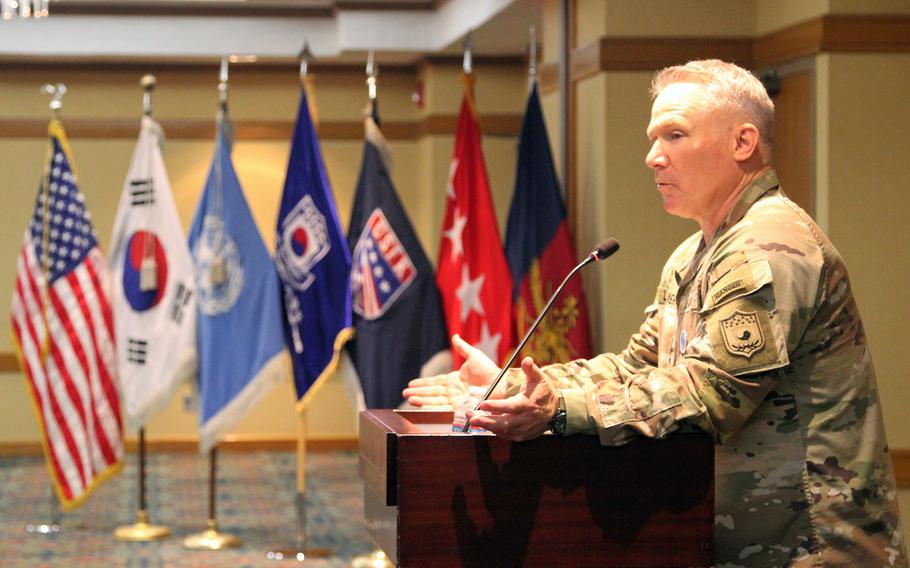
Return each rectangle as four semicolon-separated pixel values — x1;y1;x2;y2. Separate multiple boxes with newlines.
651;59;775;150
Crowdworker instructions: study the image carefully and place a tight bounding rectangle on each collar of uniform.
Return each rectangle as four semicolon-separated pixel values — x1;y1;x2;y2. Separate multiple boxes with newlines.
673;169;780;286
709;168;781;245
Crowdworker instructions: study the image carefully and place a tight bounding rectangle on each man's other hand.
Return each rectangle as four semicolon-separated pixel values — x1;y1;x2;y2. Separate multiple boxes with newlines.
467;356;559;441
402;334;500;409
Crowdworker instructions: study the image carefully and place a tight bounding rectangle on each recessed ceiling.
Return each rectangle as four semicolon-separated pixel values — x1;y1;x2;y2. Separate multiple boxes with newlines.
0;0;541;66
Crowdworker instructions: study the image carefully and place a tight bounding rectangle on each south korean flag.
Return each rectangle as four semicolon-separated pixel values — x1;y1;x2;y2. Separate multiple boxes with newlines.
109;116;197;430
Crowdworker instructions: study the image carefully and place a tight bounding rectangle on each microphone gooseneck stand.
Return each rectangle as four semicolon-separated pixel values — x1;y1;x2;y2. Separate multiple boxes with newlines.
461;239;620;432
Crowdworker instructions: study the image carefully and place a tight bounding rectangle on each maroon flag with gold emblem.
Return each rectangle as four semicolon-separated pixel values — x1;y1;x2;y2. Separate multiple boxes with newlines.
505;83;592;364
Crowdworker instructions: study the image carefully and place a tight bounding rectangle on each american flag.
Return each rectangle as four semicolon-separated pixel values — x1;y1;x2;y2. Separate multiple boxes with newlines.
10;121;123;510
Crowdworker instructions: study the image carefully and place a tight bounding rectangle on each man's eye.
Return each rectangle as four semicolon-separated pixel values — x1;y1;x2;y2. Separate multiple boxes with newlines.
669;131;685;140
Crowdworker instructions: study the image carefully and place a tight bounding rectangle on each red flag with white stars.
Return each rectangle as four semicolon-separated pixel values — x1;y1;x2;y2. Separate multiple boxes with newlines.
436;74;514;367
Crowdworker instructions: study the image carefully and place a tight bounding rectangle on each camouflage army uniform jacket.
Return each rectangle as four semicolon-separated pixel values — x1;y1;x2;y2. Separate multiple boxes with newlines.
532;171;905;566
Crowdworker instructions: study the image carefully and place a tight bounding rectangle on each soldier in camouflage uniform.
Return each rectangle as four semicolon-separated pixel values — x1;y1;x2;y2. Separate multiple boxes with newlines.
404;59;905;566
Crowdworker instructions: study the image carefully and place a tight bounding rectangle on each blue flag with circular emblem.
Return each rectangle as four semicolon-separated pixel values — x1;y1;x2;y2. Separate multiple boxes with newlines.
188;114;286;452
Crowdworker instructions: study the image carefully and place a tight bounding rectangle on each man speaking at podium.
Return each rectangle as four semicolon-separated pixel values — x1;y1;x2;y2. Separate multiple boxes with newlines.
405;60;905;567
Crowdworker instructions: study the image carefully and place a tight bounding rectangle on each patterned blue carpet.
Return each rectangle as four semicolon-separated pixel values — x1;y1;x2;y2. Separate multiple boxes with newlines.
0;450;376;567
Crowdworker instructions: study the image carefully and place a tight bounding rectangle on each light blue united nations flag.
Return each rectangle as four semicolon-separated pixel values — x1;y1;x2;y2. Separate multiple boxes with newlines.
188;113;286;452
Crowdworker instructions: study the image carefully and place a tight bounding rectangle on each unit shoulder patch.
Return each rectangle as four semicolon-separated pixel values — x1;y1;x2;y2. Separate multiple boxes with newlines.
719;310;764;358
707;294;788;375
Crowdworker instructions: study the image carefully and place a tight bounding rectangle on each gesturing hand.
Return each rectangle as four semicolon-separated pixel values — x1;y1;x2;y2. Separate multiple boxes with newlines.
402;334;501;410
466;356;559;441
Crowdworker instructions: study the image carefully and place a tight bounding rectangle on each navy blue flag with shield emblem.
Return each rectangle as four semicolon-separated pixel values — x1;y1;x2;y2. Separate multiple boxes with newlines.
347;102;450;409
276;86;352;409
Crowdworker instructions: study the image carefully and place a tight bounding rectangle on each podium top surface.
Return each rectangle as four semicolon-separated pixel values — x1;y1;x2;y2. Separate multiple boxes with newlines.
361;409;462;435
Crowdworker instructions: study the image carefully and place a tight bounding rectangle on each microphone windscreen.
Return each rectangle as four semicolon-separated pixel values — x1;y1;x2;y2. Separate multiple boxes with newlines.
593;238;620;260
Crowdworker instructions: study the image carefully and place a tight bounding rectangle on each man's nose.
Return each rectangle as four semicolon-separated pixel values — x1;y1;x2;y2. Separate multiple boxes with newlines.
646;141;665;169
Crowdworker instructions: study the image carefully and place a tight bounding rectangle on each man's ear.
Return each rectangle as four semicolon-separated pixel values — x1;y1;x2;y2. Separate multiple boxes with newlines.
732;123;760;162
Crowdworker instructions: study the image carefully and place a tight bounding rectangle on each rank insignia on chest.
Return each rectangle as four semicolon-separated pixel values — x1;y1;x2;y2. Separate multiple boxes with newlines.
719;310;765;358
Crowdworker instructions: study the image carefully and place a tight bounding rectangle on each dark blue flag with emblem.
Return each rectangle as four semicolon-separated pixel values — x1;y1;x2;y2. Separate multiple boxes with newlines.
347;101;450;408
276;86;352;410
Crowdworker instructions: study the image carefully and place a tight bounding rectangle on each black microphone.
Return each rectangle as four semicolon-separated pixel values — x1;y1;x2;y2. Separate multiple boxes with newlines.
461;238;620;432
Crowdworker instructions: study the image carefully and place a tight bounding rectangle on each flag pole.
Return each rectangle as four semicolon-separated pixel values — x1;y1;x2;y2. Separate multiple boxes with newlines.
267;42;331;563
23;83;67;537
529;25;537;89
114;428;169;540
183;446;240;549
348;50;393;568
463;29;473;75
114;74;170;542
366;49;377;102
25;486;61;535
184;58;240;550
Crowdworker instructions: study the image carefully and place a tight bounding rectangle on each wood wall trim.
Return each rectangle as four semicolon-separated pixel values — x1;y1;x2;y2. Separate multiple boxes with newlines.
567;37;604;85
893;448;910;488
568;35;755;78
0;56;517;76
0;436;359;456
753;16;825;69
600;36;754;72
821;14;910;53
537;14;910;93
422;54;527;68
538;61;560;96
753;14;910;67
0;115;520;142
0;352;19;373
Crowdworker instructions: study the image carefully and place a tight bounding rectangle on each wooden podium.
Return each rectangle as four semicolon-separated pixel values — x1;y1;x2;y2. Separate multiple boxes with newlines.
359;409;714;567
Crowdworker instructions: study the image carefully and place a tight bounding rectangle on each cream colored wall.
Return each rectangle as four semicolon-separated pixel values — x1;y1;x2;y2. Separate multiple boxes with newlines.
755;0;910;35
755;0;830;35
0;63;526;445
539;0;563;179
820;52;910;449
577;0;754;44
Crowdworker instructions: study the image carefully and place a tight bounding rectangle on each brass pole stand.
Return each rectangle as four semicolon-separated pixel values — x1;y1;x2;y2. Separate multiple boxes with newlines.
267;407;331;562
183;446;240;549
266;491;331;562
350;550;393;568
25;487;61;535
115;427;170;541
